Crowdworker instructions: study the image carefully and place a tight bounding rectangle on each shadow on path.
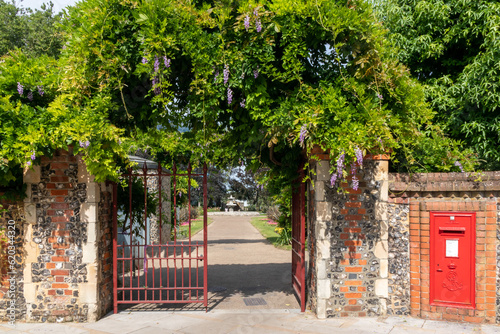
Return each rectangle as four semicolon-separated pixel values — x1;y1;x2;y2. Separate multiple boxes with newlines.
119;215;300;312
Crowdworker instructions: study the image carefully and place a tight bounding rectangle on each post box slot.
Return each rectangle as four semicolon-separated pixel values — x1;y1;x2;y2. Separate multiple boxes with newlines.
439;227;465;234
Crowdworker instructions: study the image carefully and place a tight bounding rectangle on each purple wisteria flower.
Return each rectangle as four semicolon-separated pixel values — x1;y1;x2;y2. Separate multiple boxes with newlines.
154;55;160;73
253;67;259;79
163;56;171;68
30;151;36;160
214;70;219;83
27;91;33;101
37;85;44;96
17;82;23;96
240;99;246;108
336;151;345;179
79;140;85;148
26;161;32;167
179;191;182;198
152;76;161;95
330;173;337;187
141;57;148;64
85;140;90;148
223;65;229;85
377;93;383;100
454;161;464;173
352;175;359;191
299;125;307;145
253;8;259;16
244;15;250;30
227;87;233;104
355;147;363;166
255;19;262;32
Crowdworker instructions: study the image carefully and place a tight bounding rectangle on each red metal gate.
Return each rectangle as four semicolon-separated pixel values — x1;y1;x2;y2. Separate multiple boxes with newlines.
112;161;208;312
291;166;306;312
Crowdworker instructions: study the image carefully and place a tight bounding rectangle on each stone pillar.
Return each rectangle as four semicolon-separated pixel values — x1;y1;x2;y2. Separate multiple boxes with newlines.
22;149;113;322
310;159;333;319
308;149;390;319
369;154;390;316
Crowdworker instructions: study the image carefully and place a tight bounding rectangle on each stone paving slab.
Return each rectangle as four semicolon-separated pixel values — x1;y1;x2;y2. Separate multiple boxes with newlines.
2;312;500;333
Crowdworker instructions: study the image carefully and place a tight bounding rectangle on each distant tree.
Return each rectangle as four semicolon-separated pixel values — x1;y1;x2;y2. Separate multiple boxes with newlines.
189;167;228;208
375;0;500;170
228;167;272;211
228;167;258;202
0;0;63;58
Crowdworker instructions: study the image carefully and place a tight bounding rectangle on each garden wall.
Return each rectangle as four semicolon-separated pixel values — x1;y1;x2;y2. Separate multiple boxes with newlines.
308;148;500;325
0;197;26;322
0;148;113;323
388;172;500;324
308;148;389;318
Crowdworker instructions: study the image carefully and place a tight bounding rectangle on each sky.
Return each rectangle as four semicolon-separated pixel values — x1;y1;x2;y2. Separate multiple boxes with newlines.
17;0;78;13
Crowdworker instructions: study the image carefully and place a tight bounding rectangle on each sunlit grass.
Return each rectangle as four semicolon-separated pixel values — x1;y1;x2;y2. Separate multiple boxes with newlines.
176;217;213;239
250;215;291;251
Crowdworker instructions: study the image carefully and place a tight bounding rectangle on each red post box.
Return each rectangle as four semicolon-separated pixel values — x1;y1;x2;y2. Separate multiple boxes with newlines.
430;212;475;308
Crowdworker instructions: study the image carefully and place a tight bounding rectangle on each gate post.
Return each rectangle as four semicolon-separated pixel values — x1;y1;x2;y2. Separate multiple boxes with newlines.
22;149;114;322
308;148;390;318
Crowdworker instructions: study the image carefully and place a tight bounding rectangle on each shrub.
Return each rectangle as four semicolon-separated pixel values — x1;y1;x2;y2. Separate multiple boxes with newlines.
177;205;198;222
266;205;280;222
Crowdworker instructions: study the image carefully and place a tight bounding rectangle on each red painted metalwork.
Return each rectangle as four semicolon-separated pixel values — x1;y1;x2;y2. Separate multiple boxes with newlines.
112;162;208;312
291;164;306;312
430;211;475;309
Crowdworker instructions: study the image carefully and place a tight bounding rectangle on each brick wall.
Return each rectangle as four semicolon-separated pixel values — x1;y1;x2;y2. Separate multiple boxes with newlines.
308;150;389;318
389;172;500;324
0;198;26;322
21;149;114;322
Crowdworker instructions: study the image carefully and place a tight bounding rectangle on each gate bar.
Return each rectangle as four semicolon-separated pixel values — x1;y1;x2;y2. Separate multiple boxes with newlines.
113;182;118;314
203;163;208;310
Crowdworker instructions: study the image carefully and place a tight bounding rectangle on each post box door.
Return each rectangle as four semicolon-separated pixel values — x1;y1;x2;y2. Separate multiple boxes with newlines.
430;212;475;308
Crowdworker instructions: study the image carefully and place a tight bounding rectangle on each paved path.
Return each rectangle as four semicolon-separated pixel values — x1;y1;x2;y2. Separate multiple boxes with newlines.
200;214;300;310
2;310;500;333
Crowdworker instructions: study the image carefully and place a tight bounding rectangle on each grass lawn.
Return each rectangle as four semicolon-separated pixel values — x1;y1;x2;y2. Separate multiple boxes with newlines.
250;215;292;251
207;208;220;212
176;217;213;239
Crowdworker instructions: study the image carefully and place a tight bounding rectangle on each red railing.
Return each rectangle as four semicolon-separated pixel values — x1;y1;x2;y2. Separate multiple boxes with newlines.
113;162;208;312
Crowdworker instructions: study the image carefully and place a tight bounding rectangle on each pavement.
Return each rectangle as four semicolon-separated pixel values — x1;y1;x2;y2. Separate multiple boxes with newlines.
2;214;500;333
2;310;500;333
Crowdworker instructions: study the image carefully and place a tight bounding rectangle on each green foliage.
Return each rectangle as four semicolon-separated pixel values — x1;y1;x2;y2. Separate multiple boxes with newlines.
0;50;130;185
275;226;292;246
0;0;475;201
375;0;499;170
116;177;159;235
0;1;63;58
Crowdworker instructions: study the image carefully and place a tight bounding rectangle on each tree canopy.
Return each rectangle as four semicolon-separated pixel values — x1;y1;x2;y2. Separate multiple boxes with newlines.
375;0;500;170
0;0;474;196
0;0;63;58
